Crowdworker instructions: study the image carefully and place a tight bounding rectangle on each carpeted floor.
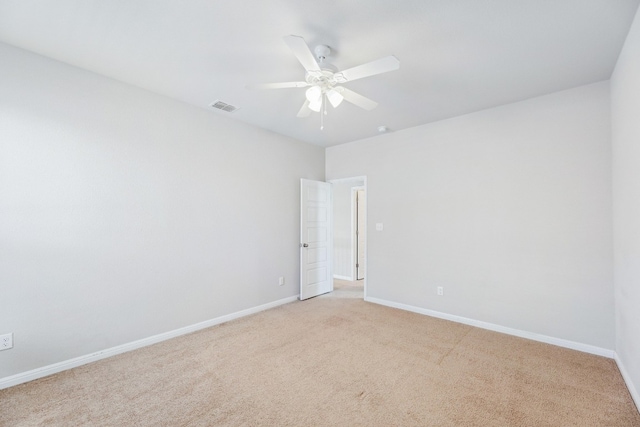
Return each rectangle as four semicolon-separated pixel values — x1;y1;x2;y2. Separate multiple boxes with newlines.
1;282;638;426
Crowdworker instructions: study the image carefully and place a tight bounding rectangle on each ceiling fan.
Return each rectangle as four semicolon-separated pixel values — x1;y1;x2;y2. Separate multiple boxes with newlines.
247;35;399;128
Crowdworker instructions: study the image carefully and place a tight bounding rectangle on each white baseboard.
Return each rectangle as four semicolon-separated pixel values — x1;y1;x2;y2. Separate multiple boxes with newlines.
614;353;640;412
365;296;615;358
333;274;354;281
0;295;299;390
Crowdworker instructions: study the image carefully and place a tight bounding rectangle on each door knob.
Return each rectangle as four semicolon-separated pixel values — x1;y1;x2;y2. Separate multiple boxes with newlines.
303;243;309;248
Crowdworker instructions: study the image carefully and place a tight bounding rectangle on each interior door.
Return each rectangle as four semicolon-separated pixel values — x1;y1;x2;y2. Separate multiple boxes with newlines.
356;189;366;280
300;179;333;300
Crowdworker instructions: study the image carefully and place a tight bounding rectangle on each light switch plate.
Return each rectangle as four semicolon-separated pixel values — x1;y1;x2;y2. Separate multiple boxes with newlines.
376;223;384;231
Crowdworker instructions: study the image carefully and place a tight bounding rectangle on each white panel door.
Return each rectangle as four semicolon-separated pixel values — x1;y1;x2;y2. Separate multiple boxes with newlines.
300;179;333;300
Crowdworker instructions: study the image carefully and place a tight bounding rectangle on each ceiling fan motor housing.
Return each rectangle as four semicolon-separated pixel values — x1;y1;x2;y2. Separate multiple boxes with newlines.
306;45;343;90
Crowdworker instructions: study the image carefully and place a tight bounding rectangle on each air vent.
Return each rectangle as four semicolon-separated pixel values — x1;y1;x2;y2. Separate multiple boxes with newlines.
209;100;239;113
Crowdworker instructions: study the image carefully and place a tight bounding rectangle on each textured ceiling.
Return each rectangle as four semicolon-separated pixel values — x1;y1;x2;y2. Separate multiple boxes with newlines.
0;0;638;146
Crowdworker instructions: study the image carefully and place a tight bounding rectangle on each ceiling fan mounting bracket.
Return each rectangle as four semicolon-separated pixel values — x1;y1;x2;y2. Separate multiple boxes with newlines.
314;45;331;62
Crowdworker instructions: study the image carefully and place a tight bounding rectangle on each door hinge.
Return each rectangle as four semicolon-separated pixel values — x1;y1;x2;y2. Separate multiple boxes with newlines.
356;263;359;268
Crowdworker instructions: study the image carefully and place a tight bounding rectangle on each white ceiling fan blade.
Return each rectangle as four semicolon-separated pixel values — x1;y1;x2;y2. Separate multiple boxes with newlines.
246;81;308;90
297;100;312;117
340;87;378;110
283;35;321;72
338;56;400;82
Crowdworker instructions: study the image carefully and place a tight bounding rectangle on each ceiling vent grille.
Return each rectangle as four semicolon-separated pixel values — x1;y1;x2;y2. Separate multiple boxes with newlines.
210;100;239;113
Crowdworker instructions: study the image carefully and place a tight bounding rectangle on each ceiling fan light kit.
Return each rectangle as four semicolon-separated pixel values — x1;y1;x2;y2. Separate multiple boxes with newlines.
247;35;399;130
326;88;344;108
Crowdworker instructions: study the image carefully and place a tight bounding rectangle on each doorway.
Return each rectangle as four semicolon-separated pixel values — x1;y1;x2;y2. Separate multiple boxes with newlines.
355;188;366;281
328;177;367;299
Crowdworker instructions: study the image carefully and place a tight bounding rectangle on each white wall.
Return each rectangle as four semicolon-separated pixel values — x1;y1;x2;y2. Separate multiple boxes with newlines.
612;4;640;406
326;82;614;349
0;43;324;379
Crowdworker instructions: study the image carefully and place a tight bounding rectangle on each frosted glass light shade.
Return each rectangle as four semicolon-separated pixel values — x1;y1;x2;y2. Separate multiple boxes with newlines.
309;98;322;112
305;86;322;103
326;88;344;108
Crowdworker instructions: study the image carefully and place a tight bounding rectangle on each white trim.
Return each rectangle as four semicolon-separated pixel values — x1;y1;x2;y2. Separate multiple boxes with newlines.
333;274;353;281
349;187;357;281
0;295;298;390
352;186;365;282
328;176;366;184
362;177;367;299
614;353;640;412
365;296;615;358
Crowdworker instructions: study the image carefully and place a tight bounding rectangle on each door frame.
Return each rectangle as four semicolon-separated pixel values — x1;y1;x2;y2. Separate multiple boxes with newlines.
328;176;367;299
352;186;365;281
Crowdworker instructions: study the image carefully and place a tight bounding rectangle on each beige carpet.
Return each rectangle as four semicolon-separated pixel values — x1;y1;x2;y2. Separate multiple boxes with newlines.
1;286;639;426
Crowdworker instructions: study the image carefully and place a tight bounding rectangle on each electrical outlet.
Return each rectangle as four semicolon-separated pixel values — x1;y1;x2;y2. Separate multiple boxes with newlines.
0;333;13;350
279;276;285;286
437;286;444;296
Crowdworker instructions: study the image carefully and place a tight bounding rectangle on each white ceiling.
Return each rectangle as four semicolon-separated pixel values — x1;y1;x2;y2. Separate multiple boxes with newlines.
1;1;638;147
